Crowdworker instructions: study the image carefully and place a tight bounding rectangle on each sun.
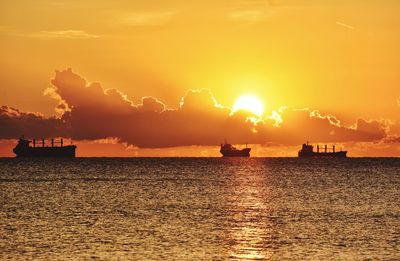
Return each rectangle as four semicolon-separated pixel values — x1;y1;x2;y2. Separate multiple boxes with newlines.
232;95;264;117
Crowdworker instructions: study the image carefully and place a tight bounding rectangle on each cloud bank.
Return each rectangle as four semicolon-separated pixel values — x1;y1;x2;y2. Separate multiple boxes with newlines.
0;69;389;148
0;106;66;139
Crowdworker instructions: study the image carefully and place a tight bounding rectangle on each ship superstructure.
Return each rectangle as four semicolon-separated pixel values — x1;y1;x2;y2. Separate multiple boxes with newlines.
298;142;347;158
13;137;76;157
220;142;251;157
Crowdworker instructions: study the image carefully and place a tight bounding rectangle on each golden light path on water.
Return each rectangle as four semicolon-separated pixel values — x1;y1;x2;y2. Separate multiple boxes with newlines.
227;159;271;260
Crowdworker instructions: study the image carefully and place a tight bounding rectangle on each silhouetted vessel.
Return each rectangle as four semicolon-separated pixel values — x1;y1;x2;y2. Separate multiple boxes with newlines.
13;137;76;158
220;142;251;157
298;142;347;158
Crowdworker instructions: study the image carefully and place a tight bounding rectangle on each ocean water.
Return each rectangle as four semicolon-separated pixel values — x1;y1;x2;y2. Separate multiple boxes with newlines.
0;158;399;260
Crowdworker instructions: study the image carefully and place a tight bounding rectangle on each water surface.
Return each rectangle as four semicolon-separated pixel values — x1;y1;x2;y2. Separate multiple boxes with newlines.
0;158;399;260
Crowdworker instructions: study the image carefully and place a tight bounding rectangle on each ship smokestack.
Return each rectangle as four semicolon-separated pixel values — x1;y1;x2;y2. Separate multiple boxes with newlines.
33;139;36;147
325;145;327;153
333;145;335;153
42;139;45;147
51;138;54;147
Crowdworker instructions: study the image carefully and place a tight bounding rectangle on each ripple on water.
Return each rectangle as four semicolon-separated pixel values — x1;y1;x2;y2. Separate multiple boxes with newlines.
0;158;399;260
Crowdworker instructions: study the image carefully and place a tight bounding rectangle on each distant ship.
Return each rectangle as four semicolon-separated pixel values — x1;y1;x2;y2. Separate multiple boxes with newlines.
13;137;76;158
220;142;251;157
298;142;347;158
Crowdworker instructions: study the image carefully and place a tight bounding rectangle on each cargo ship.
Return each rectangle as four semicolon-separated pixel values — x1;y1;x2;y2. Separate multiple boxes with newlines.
220;142;251;157
298;142;347;158
13;137;76;158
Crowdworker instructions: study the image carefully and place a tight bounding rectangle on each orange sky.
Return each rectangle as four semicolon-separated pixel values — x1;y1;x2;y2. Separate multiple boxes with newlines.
0;0;399;157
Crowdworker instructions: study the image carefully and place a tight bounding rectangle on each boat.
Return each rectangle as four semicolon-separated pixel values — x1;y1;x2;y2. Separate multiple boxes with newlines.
220;142;251;157
298;142;347;158
13;136;76;158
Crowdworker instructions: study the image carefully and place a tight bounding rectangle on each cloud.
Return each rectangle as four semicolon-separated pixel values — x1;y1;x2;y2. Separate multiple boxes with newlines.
0;106;66;139
256;108;387;145
0;27;99;39
0;26;16;34
49;69;239;146
0;69;389;148
383;135;400;143
31;30;99;39
138;97;165;113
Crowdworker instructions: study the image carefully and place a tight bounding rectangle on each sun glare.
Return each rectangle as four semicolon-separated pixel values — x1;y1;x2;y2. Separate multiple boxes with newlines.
232;95;264;117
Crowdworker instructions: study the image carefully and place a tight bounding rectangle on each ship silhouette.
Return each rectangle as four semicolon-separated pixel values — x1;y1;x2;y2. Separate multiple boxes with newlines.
298;142;347;158
13;136;76;158
220;141;251;157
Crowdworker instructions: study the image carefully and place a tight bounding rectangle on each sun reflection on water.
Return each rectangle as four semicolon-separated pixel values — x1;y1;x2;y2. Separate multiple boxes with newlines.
227;161;272;260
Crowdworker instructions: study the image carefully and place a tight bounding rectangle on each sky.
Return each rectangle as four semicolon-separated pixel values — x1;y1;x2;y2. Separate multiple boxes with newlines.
0;0;399;157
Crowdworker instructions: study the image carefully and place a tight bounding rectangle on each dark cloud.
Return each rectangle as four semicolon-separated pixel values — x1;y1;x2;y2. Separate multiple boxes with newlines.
0;106;66;139
138;97;165;113
383;135;400;143
0;69;390;148
258;109;387;145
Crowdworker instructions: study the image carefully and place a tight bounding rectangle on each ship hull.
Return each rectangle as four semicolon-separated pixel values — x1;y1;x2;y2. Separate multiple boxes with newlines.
220;148;251;157
13;146;76;158
298;151;347;158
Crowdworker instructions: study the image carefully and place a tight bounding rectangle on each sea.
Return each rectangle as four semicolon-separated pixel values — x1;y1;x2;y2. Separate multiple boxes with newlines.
0;158;399;260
